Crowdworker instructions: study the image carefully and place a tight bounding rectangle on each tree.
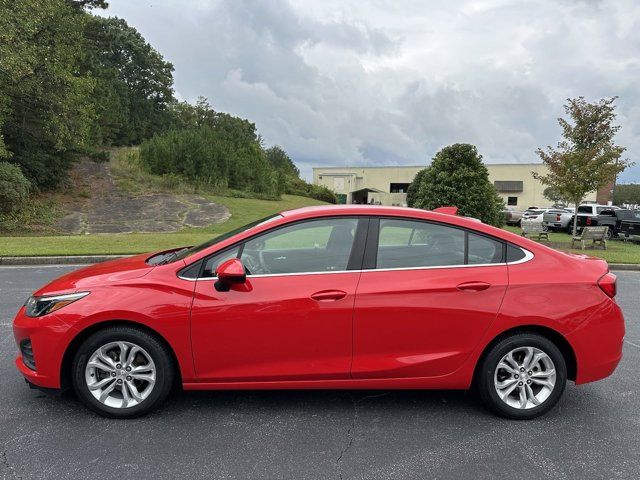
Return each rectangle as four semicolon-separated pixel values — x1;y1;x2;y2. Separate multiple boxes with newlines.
412;144;505;226
533;97;630;235
543;186;570;206
406;168;426;207
265;146;300;177
613;184;640;208
81;16;175;145
0;0;96;189
0;161;30;213
66;0;108;10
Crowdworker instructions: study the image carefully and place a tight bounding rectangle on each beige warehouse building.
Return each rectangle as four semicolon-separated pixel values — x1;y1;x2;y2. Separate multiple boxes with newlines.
313;164;602;208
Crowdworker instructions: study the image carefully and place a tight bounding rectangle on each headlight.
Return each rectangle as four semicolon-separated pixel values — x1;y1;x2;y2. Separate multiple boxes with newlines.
24;292;90;318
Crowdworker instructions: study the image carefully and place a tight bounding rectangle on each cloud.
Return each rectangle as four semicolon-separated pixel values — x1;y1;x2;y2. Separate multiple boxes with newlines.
100;0;640;182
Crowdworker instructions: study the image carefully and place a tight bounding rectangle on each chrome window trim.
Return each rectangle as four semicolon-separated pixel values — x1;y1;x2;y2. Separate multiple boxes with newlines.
507;247;534;265
177;246;533;281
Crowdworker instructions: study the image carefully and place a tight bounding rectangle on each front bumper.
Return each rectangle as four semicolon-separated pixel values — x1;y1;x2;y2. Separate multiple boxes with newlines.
12;306;77;389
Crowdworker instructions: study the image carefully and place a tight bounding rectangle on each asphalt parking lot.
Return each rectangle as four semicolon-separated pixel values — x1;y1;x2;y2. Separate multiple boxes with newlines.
1;266;639;480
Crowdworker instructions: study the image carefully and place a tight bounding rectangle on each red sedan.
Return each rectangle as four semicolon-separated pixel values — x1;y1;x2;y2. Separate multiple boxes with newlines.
13;206;624;419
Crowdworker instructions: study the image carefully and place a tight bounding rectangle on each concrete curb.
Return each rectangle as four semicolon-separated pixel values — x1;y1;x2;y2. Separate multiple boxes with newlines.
1;255;639;270
609;264;640;271
0;255;128;265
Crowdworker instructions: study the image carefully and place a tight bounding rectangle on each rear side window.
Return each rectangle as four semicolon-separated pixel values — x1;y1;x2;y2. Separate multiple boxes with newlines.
468;233;504;264
506;244;527;263
375;219;504;269
377;219;465;268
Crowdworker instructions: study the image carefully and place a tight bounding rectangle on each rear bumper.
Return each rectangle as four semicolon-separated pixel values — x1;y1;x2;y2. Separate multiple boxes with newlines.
567;299;625;385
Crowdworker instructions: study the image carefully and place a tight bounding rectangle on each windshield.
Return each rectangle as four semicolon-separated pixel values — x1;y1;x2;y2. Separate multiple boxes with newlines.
171;214;283;262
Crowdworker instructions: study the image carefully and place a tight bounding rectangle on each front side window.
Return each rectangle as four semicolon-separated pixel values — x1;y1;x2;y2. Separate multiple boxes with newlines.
240;218;358;275
172;214;282;263
202;247;241;278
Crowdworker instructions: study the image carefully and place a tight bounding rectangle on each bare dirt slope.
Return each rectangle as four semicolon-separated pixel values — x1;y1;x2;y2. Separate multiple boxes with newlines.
56;159;230;234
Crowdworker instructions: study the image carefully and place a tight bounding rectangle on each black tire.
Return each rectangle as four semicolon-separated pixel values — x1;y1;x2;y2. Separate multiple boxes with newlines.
605;227;613;240
476;332;567;420
71;326;175;418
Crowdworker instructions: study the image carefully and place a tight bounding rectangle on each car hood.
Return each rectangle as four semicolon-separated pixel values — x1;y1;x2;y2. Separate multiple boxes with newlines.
33;253;156;296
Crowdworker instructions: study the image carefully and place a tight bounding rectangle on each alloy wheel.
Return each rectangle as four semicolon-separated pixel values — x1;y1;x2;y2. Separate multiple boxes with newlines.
493;346;556;410
84;341;156;409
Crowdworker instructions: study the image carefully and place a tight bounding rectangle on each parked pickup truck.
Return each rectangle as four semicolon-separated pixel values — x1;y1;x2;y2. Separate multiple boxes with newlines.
613;210;640;241
542;208;574;232
502;207;523;226
574;204;616;234
576;207;636;239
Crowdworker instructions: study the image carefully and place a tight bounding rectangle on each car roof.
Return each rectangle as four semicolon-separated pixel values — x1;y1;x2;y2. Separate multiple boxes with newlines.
279;205;537;245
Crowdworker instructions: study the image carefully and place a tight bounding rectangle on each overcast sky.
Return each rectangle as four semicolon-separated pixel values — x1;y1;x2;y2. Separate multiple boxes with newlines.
100;0;640;182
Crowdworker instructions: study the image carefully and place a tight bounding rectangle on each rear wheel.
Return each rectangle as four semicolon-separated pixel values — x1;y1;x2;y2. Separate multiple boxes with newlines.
72;326;174;418
477;333;566;419
605;227;614;240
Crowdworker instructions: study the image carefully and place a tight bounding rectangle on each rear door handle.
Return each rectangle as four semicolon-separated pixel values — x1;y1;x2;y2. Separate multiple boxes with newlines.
311;290;347;301
457;281;491;292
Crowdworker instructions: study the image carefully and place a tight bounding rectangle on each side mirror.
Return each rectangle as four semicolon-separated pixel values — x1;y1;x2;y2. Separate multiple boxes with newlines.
214;258;246;292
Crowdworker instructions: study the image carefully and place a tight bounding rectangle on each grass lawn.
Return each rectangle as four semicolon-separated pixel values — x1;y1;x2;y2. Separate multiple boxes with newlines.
0;194;327;256
503;226;640;264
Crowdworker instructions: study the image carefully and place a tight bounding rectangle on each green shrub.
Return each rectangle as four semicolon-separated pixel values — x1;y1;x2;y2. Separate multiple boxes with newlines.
0;162;31;213
140;127;280;197
87;149;111;163
306;184;338;204
280;175;337;203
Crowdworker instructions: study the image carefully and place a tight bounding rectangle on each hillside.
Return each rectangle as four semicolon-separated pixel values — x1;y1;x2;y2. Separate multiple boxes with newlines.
0;150;328;256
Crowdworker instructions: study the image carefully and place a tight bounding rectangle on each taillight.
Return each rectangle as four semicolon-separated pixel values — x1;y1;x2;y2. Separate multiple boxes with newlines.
598;272;617;298
586;217;592;225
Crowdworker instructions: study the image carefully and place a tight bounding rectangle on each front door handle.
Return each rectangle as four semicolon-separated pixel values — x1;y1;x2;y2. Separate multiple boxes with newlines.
457;281;491;292
311;290;347;301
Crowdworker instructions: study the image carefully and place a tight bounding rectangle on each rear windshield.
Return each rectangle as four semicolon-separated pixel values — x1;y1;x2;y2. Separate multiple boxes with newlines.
577;206;594;214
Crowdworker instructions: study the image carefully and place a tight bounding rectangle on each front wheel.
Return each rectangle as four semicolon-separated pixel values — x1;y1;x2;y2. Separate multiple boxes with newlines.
477;333;567;419
72;326;175;418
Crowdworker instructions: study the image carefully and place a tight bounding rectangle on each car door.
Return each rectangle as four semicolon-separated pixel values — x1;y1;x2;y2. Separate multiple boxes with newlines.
190;217;366;382
351;217;508;379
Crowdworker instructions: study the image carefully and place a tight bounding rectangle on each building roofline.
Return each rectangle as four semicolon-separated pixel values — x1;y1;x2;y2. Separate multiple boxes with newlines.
313;163;545;170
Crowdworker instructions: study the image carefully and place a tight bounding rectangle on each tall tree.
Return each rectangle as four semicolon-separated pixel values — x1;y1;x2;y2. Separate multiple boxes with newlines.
265;146;300;177
533;97;630;235
613;184;640;207
412;144;505;226
81;16;175;145
0;0;95;189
